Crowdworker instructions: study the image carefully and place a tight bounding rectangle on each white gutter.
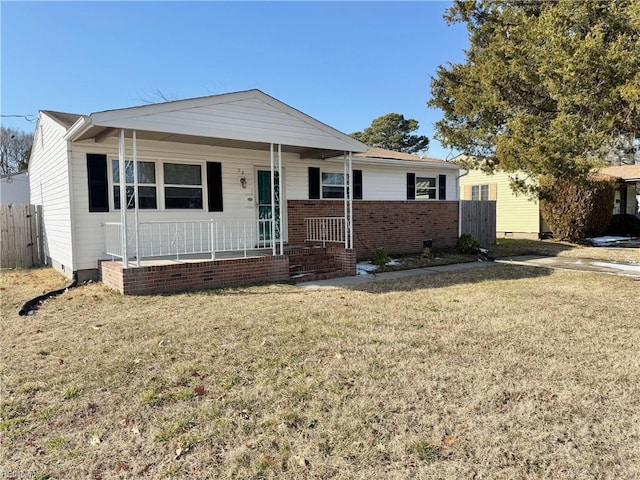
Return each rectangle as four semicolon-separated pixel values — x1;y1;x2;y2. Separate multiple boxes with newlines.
63;116;92;142
322;156;460;170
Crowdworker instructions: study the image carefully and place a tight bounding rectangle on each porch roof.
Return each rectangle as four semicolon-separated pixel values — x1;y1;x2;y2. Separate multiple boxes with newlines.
61;89;368;159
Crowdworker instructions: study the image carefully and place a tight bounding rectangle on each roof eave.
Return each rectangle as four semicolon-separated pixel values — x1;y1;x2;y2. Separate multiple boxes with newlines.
63;116;93;141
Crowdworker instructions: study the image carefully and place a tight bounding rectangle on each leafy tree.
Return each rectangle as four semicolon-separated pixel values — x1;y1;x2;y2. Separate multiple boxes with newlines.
351;113;430;154
429;0;640;193
0;127;34;174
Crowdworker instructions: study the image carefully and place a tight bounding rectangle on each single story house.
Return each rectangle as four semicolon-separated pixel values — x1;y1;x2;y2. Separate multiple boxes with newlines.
29;89;460;294
1;171;31;205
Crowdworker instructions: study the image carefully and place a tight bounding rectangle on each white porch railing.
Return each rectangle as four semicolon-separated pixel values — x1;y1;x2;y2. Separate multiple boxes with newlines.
305;217;345;246
105;219;275;263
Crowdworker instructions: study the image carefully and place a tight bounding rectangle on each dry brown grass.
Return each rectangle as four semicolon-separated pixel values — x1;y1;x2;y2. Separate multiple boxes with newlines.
1;265;639;479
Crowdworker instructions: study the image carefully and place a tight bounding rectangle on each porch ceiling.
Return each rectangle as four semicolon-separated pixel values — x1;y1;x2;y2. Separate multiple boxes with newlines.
76;126;346;159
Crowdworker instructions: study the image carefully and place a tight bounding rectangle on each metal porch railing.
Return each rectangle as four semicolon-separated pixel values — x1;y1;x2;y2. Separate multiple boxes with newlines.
104;219;275;262
304;217;345;246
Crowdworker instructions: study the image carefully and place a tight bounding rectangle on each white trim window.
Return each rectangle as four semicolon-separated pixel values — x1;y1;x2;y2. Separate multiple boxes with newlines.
163;162;204;209
416;176;437;200
322;172;345;199
472;184;489;201
112;160;157;209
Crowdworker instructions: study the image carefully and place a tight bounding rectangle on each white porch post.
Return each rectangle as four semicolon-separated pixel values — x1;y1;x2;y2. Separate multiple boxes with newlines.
278;143;284;255
348;151;353;249
343;151;348;249
118;129;128;268
132;130;140;267
270;143;276;255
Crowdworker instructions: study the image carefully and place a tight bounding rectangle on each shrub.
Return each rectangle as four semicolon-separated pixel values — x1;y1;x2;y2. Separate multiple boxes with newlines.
456;233;479;254
539;176;615;241
371;247;391;268
421;247;434;259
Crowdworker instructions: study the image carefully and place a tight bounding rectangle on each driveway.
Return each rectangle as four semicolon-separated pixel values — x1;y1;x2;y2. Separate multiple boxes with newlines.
496;255;640;278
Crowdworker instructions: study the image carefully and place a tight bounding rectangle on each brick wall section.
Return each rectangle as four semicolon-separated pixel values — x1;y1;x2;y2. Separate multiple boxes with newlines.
100;256;290;295
327;244;356;277
287;200;459;260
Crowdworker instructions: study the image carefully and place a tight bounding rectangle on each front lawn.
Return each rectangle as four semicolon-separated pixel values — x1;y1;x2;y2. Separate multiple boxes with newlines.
1;266;639;479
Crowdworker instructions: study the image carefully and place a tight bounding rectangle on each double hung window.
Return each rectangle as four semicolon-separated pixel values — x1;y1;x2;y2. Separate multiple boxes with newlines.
163;163;203;209
112;160;157;209
471;185;489;201
322;172;345;199
416;177;437;199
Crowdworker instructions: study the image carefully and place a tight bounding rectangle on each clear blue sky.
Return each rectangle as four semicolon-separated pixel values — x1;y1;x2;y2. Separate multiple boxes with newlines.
1;1;468;159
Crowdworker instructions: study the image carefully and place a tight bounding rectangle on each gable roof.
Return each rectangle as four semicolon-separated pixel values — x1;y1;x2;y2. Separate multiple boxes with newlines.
63;89;367;156
41;110;82;129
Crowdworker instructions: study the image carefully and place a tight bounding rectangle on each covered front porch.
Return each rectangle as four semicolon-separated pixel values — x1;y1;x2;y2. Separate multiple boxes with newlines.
66;90;367;293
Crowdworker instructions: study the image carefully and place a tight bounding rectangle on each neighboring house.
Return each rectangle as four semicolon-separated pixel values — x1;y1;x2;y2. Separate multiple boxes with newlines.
1;171;31;204
598;165;640;216
458;167;549;240
458;159;640;240
29;89;460;293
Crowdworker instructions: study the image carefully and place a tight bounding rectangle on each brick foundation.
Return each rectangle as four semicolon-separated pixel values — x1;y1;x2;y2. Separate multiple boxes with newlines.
287;200;459;260
100;255;290;295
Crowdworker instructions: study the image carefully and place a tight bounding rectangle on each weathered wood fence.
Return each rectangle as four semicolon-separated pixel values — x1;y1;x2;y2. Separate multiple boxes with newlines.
460;200;497;245
1;204;44;268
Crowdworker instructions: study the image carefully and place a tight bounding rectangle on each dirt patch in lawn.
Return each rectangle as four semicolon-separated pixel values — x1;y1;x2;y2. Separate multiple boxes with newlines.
1;266;639;479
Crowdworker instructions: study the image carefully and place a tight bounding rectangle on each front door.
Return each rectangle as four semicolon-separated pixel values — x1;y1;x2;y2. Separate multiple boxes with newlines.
257;169;282;242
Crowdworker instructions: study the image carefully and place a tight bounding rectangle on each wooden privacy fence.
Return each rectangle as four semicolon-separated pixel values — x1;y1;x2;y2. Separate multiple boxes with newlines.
460;200;497;246
1;204;44;268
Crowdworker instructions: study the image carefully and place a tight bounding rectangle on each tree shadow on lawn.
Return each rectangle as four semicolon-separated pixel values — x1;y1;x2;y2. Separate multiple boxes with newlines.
345;264;553;295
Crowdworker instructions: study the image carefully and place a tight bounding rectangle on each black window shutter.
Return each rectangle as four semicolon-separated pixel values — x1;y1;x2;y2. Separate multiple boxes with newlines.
353;169;363;200
308;167;320;199
86;154;109;212
439;174;447;200
207;162;223;212
406;173;416;200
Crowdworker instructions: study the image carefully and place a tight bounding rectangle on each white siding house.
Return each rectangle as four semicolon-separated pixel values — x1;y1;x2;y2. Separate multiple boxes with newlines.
29;90;460;285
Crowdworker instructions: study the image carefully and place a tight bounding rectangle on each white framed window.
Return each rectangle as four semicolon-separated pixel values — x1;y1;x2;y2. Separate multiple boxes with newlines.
163;162;203;209
416;176;437;199
112;160;157;210
322;172;345;199
471;184;489;201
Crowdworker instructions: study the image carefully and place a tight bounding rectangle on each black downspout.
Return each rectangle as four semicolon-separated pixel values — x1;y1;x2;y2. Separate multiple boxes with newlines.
18;271;78;316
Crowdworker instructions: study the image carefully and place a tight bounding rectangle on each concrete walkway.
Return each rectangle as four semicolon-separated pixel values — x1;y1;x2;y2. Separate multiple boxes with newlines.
298;255;640;288
496;255;640;278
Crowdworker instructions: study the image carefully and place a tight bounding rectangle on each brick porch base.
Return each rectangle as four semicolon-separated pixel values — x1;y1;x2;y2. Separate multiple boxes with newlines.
100;246;356;295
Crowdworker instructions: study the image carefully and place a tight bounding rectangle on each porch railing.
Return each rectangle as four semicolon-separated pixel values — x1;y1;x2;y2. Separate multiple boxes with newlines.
104;219;275;262
305;217;345;246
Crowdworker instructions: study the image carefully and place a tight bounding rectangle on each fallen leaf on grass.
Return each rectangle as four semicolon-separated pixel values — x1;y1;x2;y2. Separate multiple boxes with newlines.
90;434;101;446
193;385;206;396
131;426;141;435
442;435;458;446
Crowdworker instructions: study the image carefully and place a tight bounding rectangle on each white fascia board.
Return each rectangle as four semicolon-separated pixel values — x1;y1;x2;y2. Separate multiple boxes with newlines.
323;156;460;170
63;116;92;141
